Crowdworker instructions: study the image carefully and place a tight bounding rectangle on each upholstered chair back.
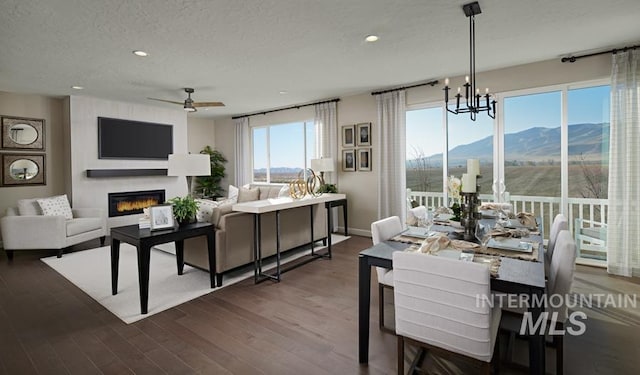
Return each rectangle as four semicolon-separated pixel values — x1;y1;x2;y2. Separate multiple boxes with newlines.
548;214;569;259
371;216;402;245
393;251;499;362
548;230;577;323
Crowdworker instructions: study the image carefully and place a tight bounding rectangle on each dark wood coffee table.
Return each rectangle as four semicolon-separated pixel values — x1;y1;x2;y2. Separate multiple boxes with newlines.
110;222;216;314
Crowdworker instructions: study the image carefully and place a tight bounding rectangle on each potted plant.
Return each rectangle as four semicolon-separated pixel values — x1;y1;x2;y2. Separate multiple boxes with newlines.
168;196;199;226
195;146;227;199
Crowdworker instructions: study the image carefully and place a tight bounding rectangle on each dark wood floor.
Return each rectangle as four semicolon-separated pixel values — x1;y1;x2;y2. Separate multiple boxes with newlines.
1;236;639;374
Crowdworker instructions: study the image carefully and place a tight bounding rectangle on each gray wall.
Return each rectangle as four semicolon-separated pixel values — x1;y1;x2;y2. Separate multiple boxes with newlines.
0;91;66;242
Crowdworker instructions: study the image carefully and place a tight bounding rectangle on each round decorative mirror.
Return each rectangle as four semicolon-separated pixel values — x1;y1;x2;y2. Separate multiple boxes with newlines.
9;159;39;180
8;123;39;145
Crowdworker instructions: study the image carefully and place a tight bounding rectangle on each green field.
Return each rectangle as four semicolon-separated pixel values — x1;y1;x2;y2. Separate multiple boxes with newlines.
407;164;608;199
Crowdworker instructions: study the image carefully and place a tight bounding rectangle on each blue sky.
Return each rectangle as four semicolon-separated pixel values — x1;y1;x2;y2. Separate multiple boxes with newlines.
406;85;610;159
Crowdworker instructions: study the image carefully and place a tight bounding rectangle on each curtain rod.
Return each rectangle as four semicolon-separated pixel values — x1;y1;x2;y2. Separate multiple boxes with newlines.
561;44;639;63
232;98;340;119
371;80;439;96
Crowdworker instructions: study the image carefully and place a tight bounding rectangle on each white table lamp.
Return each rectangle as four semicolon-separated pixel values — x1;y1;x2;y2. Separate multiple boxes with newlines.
311;157;334;185
168;154;211;195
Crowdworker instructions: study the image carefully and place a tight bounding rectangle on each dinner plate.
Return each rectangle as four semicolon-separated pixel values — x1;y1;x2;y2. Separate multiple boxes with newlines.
487;238;533;253
503;219;537;230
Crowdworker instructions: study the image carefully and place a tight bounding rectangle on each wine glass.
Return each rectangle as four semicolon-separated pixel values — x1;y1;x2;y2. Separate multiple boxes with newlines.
418;210;434;235
475;222;491;250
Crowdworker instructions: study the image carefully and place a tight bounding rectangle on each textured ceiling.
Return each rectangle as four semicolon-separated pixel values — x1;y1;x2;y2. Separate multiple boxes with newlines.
1;0;639;119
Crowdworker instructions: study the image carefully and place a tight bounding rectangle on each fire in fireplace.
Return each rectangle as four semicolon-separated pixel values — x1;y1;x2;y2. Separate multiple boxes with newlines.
108;190;166;217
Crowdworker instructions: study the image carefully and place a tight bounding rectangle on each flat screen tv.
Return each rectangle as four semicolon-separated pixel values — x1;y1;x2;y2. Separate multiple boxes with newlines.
98;117;173;160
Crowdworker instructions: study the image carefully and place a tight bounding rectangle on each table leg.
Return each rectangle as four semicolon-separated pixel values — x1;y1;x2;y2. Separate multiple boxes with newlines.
206;230;217;287
175;240;184;275
275;210;281;281
343;201;348;236
326;204;333;258
358;255;371;364
529;289;546;374
310;205;315;256
111;238;120;295
137;244;151;314
253;213;261;283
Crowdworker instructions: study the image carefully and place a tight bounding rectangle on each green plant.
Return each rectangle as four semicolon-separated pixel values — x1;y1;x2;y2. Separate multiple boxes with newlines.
317;183;338;193
168;195;199;224
195;146;227;198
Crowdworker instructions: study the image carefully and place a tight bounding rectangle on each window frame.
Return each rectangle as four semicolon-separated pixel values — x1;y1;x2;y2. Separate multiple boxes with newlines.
250;119;316;184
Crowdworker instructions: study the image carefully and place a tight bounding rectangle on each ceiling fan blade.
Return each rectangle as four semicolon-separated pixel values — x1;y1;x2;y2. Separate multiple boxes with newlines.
147;98;184;105
193;101;225;107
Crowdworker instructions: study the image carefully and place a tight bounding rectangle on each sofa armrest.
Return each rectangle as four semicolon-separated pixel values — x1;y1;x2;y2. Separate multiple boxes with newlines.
0;215;67;249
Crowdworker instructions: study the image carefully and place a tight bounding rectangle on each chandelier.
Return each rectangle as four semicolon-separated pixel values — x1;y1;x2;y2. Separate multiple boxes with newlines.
443;1;496;121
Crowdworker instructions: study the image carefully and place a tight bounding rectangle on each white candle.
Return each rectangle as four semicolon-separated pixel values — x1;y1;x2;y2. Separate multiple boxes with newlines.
461;173;476;193
467;159;480;176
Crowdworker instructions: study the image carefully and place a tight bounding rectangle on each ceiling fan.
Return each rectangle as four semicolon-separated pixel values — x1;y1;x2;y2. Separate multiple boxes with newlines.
148;88;224;112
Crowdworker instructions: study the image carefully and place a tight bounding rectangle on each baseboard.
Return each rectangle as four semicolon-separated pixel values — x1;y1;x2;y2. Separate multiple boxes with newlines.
576;257;606;268
335;226;371;238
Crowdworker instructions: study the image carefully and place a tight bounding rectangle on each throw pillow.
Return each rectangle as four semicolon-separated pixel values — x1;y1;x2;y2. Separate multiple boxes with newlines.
238;187;260;202
17;198;43;216
37;194;73;219
210;202;234;227
228;184;239;204
195;199;218;223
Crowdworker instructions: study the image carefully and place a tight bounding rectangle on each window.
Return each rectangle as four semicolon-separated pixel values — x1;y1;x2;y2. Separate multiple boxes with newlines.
406;107;444;194
503;91;561;197
567;85;610;200
251;121;316;183
448;113;493;196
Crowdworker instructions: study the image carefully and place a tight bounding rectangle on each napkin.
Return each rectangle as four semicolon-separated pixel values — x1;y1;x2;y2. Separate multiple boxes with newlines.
516;212;537;228
419;233;451;254
490;226;530;238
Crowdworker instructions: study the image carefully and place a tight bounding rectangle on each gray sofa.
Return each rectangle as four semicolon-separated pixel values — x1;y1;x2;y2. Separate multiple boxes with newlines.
184;185;328;285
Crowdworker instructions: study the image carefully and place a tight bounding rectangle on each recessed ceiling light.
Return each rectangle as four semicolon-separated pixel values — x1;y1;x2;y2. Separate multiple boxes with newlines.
279;90;288;95
71;85;84;90
365;35;379;42
133;50;149;57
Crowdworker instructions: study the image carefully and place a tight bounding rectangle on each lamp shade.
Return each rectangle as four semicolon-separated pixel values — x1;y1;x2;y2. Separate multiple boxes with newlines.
311;158;335;172
168;154;211;176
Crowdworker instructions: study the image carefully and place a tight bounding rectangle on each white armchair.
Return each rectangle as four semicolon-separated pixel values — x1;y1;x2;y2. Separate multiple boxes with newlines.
1;206;106;259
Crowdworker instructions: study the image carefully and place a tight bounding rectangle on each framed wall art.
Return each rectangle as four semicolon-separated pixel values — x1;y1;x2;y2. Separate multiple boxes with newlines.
149;204;175;230
357;148;372;171
356;122;371;147
342;149;356;172
342;125;355;147
1;153;46;186
1;116;45;150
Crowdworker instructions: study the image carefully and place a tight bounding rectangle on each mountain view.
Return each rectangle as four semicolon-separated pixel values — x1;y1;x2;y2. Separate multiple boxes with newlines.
408;123;610;166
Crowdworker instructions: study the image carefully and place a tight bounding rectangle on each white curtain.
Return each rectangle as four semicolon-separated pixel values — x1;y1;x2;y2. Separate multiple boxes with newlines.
607;49;640;277
314;101;338;184
234;117;251;186
375;90;407;220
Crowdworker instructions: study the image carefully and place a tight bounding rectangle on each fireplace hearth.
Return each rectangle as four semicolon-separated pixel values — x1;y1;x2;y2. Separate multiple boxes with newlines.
108;190;166;217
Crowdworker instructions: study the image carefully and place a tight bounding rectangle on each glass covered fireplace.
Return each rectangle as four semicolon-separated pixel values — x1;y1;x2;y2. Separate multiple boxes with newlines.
107;190;166;217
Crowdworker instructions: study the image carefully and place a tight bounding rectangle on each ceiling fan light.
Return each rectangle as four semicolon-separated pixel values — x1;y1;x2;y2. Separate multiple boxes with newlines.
184;106;196;112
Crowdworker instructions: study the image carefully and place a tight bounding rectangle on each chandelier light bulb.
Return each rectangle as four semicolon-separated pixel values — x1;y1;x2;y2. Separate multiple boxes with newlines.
445;78;450;86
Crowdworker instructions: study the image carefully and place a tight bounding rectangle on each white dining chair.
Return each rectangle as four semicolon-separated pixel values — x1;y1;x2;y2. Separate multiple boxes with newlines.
371;216;403;331
546;213;568;275
502;229;576;375
393;251;501;374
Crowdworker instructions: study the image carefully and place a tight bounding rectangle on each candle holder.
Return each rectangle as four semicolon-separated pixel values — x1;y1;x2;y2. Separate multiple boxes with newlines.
460;176;482;241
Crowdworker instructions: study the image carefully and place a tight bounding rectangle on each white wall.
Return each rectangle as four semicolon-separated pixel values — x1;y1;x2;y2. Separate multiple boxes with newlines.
67;96;189;229
215;55;612;237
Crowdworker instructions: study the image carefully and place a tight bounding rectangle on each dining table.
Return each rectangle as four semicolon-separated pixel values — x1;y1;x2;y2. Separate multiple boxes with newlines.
358;218;547;375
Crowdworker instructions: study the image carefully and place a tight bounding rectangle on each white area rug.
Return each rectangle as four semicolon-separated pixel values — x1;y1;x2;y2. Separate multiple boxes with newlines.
41;234;348;324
